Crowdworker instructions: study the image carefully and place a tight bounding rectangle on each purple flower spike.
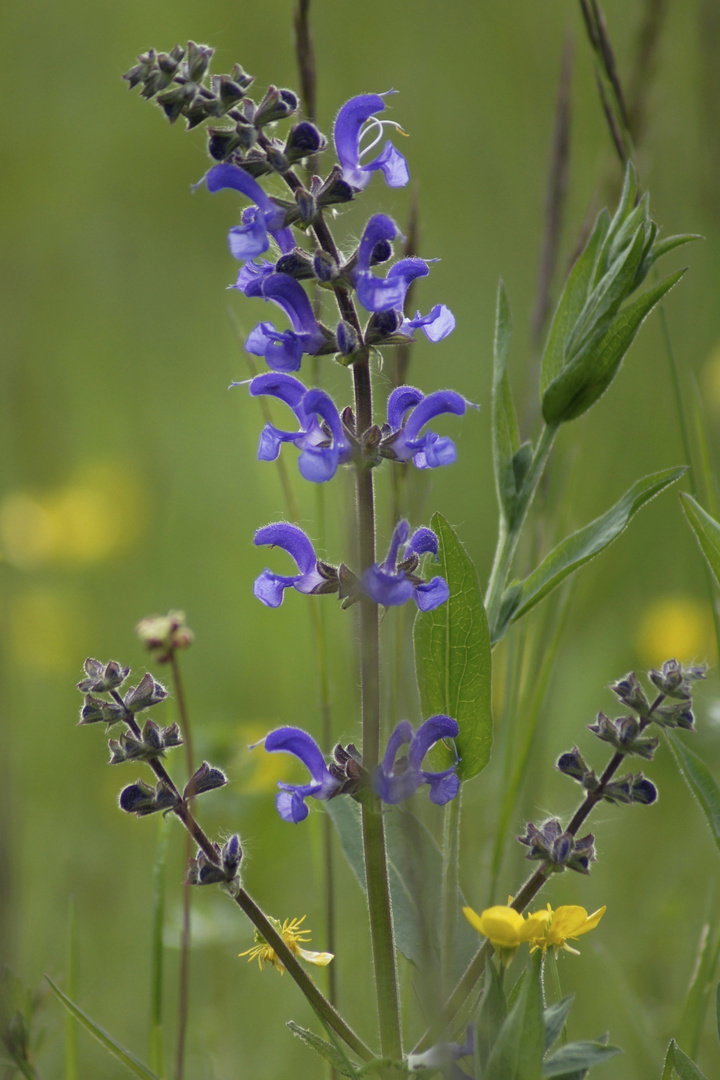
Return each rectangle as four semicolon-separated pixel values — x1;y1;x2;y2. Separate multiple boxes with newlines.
362;520;449;610
204;162;294;260
261;726;341;823
253;522;326;607
246;273;329;372
385;386;470;469
373;716;460;806
249;374;353;482
333;93;410;191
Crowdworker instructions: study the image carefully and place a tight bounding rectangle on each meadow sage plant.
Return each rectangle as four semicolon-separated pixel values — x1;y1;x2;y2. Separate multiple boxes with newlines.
27;18;720;1080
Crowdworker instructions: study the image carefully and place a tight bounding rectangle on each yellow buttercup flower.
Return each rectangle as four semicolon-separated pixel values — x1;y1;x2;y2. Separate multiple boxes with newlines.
239;916;333;974
528;904;606;956
463;905;550;950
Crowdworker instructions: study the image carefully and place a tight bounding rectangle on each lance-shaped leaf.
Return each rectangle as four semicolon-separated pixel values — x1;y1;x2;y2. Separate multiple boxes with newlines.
288;1023;361;1078
414;513;492;781
542;266;686;425
665;730;720;861
46;978;163;1080
662;1039;709;1080
484;951;545;1080
492;280;522;524
497;468;685;638
540;210;610;396
680;493;720;588
542;1037;621;1077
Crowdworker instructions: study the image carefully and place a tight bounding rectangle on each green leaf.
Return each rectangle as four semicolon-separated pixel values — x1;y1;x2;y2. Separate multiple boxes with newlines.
651;233;703;262
665;730;720;860
484;953;545;1080
507;468;686;628
567;224;646;360
492;280;521;524
680;493;720;589
542;267;686;425
413;513;492;781
543;995;574;1052
662;1039;709;1080
542;1040;621;1077
46;977;163;1080
287;1022;360;1078
677;920;720;1059
540;209;610;396
716;982;720;1048
476;960;508;1073
325;799;476;969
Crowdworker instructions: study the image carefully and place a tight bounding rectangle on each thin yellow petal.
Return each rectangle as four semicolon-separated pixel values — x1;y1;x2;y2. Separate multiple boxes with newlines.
297;948;334;967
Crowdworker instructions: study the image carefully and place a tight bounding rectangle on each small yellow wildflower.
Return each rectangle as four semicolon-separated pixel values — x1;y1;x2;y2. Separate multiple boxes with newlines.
462;905;550;950
239;916;333;974
528;904;606;956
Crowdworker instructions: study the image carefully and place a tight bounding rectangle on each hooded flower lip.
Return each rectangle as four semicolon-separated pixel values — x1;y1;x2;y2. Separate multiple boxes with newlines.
248;373;353;482
362;519;449;610
204;162;295;260
245;273;332;372
528;904;606;956
462;905;551;950
384;386;471;469
333;93;410;191
259;726;341;822
373;716;460;805
253;523;327;607
239;915;333;972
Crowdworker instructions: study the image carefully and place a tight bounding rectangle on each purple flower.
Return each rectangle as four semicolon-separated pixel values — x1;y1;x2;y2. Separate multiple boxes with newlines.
353;216;455;341
362;520;449;611
259;726;341;823
234;258;275;297
406;1027;474;1073
253;523;326;607
249;373;353;482
385;386;470;468
245;273;331;372
333;93;409;191
204;163;295;260
373;716;460;806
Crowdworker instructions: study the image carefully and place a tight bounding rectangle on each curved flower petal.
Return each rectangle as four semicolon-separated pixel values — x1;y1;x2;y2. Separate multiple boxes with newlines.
408;715;459;770
261;726;340;822
402;303;456;342
386;386;425;429
414;577;450;611
333;93;408;190
362;565;416;607
234;258;275;297
204;163;294;258
406;527;439;558
253;523;325;605
423;767;461;805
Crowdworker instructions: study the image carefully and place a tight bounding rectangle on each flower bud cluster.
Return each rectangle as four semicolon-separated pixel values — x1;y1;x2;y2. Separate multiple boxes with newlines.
187;835;243;892
517;819;596;875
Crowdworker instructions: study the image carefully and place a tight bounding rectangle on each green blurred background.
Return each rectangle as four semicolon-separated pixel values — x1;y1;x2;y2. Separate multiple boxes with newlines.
3;0;720;1076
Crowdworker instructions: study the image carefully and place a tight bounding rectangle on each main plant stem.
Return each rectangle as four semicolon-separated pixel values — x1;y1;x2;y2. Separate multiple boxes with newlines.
353;351;403;1063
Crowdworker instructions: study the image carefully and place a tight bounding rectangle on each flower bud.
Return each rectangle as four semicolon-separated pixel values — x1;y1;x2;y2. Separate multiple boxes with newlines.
183;761;228;799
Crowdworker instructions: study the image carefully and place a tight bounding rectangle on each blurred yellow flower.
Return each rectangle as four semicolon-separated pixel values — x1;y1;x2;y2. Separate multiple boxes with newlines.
636;595;715;667
10;586;88;675
701;340;720;414
0;461;146;568
528;904;606;956
239;916;333;974
462;904;550;950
